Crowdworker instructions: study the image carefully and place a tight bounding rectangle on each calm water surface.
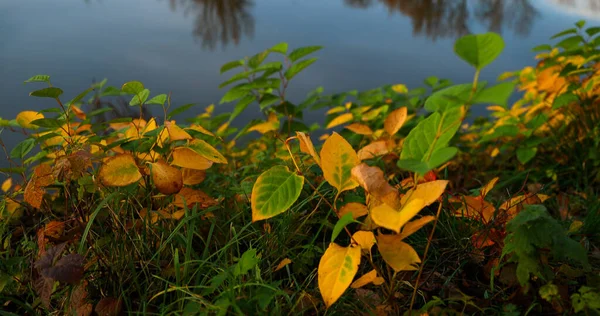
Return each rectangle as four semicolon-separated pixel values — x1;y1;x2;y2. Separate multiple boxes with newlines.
1;0;599;153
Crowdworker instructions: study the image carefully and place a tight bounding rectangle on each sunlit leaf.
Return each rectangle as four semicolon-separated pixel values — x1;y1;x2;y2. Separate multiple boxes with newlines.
171;147;214;170
326;113;353;129
269;42;288;54
320;132;360;193
400;216;435;239
339;202;368;219
370;198;425;233
274;258;292;272
187;139;227;164
1;178;12;193
248;112;280;134
376;234;421;272
391;84;408;94
350;269;379;289
16;111;44;129
173;187;218;210
251;165;304;222
165;121;192;141
98;154;142;187
357;140;391;161
318;243;361;308
149;159;183;195
351;230;375;252
344;123;373;135
384;107;408;136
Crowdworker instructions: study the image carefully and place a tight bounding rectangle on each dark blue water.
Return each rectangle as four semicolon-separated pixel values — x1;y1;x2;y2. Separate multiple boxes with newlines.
1;0;598;166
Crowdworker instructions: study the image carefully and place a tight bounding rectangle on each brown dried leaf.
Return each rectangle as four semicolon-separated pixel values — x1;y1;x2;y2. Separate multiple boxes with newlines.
44;221;65;239
173;187;218;209
357;140;390;161
351;163;401;209
34;276;54;308
95;297;123;316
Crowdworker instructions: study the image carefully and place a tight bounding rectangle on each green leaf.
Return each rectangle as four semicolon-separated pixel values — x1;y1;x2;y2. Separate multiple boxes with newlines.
230;95;256;122
552;93;578;110
478;125;520;143
288;46;323;63
516;147;537;164
146;94;168;106
101;86;128;97
220;60;244;74
575;20;586;29
398;108;462;176
251;165;304;222
532;44;552;52
24;75;51;84
551;28;577;39
220;84;252;104
66;87;94;106
29;87;63;99
233;249;259;277
121;81;145;95
424;84;473;112
556;36;583;50
30;118;64;129
472;82;515;107
269;42;288;54
586;26;600;37
129;89;150;106
285;58;318;81
331;212;357;243
424;76;438;87
0;167;26;174
10;138;36;159
454;32;505;70
219;71;251;89
428;147;458;170
259;94;280;110
248;51;270;69
168;103;197;119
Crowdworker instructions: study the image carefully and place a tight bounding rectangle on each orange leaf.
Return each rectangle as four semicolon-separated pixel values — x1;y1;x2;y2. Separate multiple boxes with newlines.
326;113;353;129
274;258;292;272
1;178;12;193
44;221;65;239
344;123;373;135
150;160;183;195
165;121;192;141
171;147;214;170
24;164;54;209
357;140;391;161
338;202;368;219
400;216;436;240
173;187;218;209
181;168;206;185
384;107;407;136
350;269;379;289
296;132;321;166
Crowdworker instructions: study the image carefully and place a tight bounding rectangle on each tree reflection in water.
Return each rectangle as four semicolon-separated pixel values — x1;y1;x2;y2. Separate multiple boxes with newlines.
344;0;539;41
168;0;255;51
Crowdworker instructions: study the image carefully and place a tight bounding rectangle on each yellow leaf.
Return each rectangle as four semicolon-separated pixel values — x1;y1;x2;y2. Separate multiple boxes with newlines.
318;243;361;308
391;84;408;94
344;102;353;110
339;202;368;219
401;180;449;208
326;113;354;129
384;107;408;136
181;168;206;185
480;177;499;198
361;107;384;121
187;139;228;164
98;154;142;187
370;198;425;233
248;112;280;134
376;234;421;272
351;230;375;252
357;140;391;161
171;147;214;170
16;111;44;129
1;178;12;193
165;121;192;141
186;124;214;136
326;106;346;115
351;163;400;209
149;159;183;195
320;132;360;193
344;123;373;135
400;216;436;240
350;269;379;289
296;132;321;166
274;258;292;272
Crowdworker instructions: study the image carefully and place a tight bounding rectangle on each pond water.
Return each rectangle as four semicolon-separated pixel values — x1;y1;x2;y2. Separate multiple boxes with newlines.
0;0;599;157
